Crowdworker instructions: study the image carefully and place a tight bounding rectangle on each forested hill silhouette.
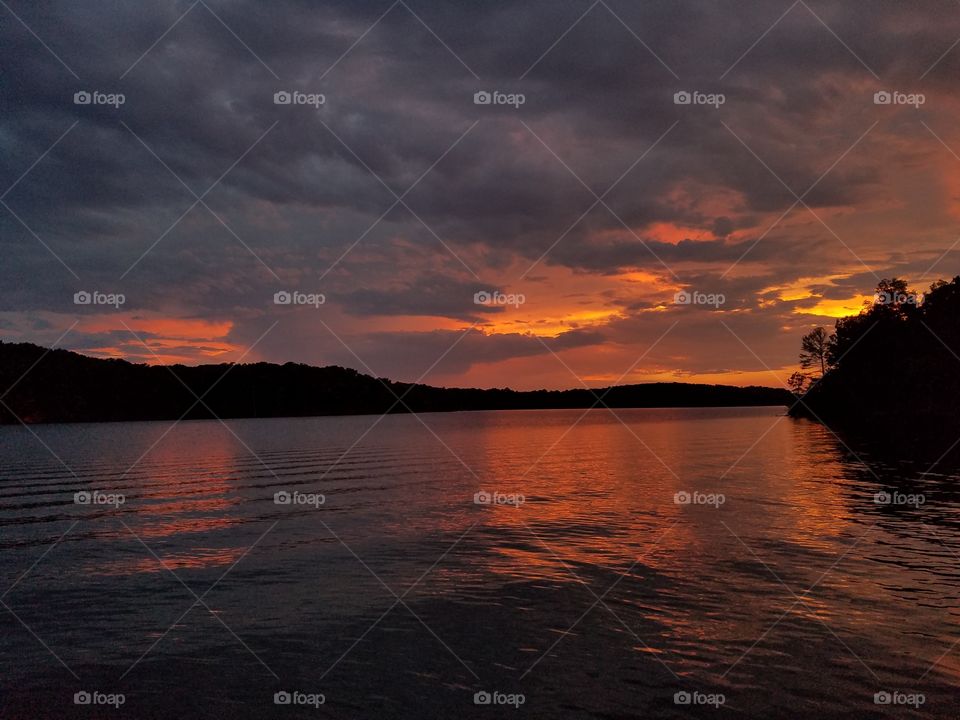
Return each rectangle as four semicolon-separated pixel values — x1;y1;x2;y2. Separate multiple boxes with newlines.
0;342;792;425
790;276;960;451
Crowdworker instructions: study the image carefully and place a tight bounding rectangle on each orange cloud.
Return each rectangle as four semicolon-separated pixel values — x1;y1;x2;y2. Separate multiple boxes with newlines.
793;296;873;318
77;313;239;365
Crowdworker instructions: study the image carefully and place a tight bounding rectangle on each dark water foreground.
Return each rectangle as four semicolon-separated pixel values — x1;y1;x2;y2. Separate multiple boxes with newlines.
1;408;958;719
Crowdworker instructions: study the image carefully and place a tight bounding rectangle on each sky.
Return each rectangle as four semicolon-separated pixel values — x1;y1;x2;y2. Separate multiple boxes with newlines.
2;0;959;390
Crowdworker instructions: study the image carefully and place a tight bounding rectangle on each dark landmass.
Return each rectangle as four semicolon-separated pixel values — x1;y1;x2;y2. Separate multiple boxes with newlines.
790;276;960;458
0;342;792;425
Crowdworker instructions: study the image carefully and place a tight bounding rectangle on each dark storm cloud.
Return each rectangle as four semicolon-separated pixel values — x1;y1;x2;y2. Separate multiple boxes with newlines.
340;274;500;320
330;325;607;380
1;1;917;251
248;319;606;381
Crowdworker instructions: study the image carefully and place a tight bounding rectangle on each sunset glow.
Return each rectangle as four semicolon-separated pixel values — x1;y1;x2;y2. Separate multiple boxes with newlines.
3;3;960;719
0;1;957;391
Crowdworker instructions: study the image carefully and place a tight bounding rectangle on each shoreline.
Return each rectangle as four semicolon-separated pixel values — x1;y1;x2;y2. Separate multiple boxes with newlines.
0;403;789;428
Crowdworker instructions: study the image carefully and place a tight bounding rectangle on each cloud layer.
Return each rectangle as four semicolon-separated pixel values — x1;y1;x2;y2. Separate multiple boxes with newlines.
2;0;960;388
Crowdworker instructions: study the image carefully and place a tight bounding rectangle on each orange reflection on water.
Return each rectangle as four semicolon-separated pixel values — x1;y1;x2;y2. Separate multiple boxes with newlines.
460;411;712;582
106;425;248;570
89;546;247;577
424;408;908;660
781;423;855;553
130;513;244;540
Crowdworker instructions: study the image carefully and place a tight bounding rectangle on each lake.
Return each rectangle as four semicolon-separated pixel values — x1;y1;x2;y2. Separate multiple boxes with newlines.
1;407;958;718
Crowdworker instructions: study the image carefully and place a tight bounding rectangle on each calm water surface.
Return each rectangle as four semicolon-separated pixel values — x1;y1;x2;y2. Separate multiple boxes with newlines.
1;407;959;718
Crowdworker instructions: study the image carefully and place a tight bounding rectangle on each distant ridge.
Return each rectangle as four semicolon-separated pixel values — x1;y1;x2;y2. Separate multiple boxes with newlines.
0;342;792;425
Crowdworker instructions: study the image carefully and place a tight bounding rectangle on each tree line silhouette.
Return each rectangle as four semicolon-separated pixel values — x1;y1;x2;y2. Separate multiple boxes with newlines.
0;342;792;425
789;276;960;451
